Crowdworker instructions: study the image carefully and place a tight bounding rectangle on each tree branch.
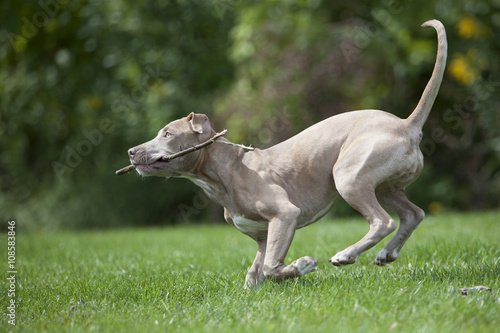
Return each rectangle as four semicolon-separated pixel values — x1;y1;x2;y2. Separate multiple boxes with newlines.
115;129;228;176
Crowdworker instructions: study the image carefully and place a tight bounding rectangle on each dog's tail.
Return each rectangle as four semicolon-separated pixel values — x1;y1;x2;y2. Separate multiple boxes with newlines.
406;19;447;129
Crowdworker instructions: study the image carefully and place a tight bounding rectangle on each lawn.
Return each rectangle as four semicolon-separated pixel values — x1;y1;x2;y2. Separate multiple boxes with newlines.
2;212;499;332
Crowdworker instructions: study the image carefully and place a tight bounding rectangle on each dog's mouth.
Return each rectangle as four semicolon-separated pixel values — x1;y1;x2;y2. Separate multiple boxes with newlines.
133;157;171;176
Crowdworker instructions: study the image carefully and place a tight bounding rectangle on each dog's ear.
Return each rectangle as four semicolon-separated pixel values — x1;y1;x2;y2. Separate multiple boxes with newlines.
187;112;207;134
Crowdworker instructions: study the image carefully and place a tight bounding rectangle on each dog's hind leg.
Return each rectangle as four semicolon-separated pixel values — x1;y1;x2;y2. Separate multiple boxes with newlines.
374;190;425;265
330;180;397;266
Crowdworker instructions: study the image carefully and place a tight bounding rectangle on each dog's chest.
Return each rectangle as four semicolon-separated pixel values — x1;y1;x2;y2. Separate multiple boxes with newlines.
232;216;268;234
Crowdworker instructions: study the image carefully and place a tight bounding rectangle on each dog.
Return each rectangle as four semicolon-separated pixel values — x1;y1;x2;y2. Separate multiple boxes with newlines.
125;20;447;288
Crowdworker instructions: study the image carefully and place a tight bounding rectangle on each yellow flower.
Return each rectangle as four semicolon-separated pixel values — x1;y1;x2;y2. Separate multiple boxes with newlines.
448;49;484;86
428;201;443;215
456;14;493;39
456;15;481;39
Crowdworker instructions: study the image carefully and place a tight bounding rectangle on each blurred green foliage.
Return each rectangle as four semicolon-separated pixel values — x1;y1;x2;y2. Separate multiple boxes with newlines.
1;0;499;230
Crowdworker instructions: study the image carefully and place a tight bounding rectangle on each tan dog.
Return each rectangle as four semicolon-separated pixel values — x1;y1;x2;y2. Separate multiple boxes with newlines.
126;20;447;288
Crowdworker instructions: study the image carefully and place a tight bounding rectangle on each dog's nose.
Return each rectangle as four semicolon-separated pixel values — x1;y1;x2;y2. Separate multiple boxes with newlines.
128;147;137;158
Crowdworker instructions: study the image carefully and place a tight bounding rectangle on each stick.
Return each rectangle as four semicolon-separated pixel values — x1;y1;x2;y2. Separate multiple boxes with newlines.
160;129;227;161
115;129;228;176
115;165;136;175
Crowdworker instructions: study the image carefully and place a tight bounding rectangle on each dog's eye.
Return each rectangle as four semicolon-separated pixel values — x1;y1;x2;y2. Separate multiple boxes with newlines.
164;131;172;138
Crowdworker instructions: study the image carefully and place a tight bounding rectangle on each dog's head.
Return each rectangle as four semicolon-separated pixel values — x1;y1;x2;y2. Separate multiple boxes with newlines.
128;112;214;177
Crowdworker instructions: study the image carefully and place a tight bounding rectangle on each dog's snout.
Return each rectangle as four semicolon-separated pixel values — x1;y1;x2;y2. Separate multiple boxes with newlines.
128;147;137;158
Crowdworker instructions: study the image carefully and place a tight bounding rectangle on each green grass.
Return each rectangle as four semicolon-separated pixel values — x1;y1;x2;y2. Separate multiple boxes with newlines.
2;212;499;332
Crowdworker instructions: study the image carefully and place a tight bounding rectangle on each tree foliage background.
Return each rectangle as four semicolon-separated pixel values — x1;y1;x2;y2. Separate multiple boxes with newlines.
1;0;499;230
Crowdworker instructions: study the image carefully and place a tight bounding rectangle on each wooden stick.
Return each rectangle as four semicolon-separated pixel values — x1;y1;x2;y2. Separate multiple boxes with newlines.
115;165;136;175
115;129;228;176
160;129;227;161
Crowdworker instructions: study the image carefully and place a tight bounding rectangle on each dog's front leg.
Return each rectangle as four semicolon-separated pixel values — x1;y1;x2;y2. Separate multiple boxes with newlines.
244;239;267;289
262;213;318;283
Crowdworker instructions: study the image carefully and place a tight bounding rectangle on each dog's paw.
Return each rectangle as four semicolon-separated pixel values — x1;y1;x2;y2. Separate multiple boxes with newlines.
373;248;398;266
244;273;265;290
291;256;318;276
329;250;358;266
